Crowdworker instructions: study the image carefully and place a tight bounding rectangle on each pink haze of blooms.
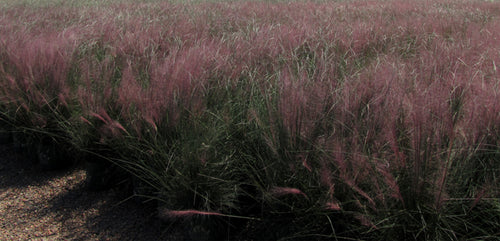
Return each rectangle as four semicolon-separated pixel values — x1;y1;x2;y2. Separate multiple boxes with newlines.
0;0;499;219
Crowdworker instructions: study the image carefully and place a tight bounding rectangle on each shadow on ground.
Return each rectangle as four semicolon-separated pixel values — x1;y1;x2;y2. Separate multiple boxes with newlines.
0;144;69;189
0;143;186;240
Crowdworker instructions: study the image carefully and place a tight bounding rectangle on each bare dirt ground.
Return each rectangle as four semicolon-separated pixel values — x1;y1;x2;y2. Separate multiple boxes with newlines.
0;143;184;241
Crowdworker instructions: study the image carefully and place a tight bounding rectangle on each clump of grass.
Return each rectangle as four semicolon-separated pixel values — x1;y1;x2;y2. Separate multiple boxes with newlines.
1;0;500;240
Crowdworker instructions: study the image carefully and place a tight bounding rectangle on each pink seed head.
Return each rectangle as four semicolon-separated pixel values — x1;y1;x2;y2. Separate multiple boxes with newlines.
158;208;223;219
269;187;308;199
325;201;341;211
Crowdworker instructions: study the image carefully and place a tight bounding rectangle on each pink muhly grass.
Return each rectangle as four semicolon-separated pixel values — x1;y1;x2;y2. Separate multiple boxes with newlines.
320;159;335;197
80;116;92;126
9;32;73;90
469;186;489;211
90;111;109;124
90;109;128;137
144;116;158;132
20;103;30;112
110;121;128;135
158;208;223;219
344;178;376;209
2;2;500;233
354;214;377;229
57;92;69;108
376;164;403;203
0;74;20;105
32;114;47;128
325;201;341;211
146;40;223;124
277;67;330;146
300;154;312;172
269;187;308;199
117;63;144;113
386;119;408;169
333;142;348;175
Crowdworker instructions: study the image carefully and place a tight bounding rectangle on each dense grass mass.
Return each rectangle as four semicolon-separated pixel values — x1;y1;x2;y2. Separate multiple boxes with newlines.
1;0;500;239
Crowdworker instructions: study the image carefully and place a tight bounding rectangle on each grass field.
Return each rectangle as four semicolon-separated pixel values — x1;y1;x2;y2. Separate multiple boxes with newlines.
1;0;500;239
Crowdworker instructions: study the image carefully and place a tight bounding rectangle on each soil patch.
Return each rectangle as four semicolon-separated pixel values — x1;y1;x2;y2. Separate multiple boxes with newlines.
0;143;184;240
